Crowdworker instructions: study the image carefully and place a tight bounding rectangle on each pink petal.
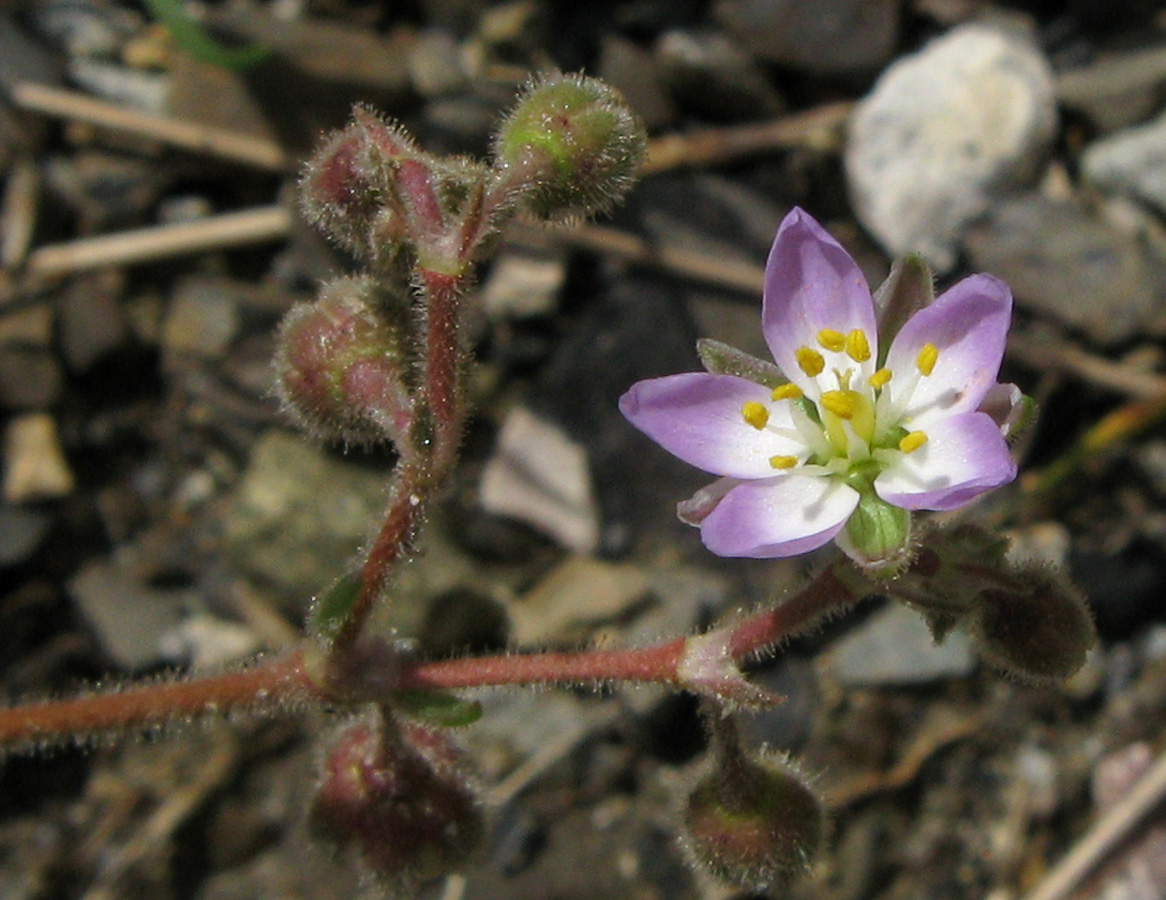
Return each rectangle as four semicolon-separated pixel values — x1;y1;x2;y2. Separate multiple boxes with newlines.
883;274;1012;429
699;475;859;558
677;477;741;525
762;208;878;394
978;382;1025;437
619;373;803;479
874;412;1017;511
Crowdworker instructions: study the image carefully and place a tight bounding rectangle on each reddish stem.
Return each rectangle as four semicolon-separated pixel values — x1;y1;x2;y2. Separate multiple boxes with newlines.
0;568;861;751
0;649;318;750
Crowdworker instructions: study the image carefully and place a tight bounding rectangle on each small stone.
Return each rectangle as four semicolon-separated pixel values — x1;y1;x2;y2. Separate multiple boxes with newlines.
598;34;676;132
59;272;129;372
69;559;186;669
480;243;567;319
964;193;1160;345
68;57;170;114
1083;110;1166;215
479;406;600;554
3;413;74;502
846;25;1057;272
715;0;899;73
1006;521;1071;569
820;602;976;687
655;28;783;121
158;613;262;669
0;503;52;566
510;555;651;646
0;347;63;411
407;29;468;98
163;277;241;359
222;430;389;602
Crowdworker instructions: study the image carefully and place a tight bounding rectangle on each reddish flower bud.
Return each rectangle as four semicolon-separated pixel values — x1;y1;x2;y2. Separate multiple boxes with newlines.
492;73;646;222
311;715;483;892
299;106;417;259
683;718;823;891
275;276;415;448
969;567;1096;684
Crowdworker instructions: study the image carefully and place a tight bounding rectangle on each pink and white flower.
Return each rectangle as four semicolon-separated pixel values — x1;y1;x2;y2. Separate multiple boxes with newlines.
619;208;1019;567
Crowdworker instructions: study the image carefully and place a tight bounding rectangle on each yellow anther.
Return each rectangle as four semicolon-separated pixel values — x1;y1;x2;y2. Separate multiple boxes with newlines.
819;390;857;420
817;329;845;352
899;431;928;453
846;329;871;363
769;455;799;469
771;383;803;402
869;368;892;388
741;401;769;430
795;346;825;378
916;342;939;376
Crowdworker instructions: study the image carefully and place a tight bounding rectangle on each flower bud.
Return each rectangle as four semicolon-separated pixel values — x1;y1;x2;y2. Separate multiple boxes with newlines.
969;567;1096;684
684;749;823;891
311;715;483;891
299;106;418;258
836;490;913;577
275;275;415;448
492;73;646;221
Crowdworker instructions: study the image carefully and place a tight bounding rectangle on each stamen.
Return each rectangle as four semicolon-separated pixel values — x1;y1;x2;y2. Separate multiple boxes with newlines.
769;455;798;469
916;343;939;376
741;401;769;430
899;431;928;453
846;329;871;363
795;346;825;378
817;329;845;352
771;383;803;401
819;390;856;419
869;368;892;388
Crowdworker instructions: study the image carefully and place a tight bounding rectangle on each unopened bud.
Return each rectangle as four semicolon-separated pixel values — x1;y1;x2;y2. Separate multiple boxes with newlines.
684;717;823;891
969;567;1096;684
493;73;646;221
275;275;415;447
311;715;482;891
836;490;913;577
300;106;418;258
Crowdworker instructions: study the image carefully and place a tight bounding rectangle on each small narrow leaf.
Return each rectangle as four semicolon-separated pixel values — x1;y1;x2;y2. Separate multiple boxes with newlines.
391;690;483;727
696;339;785;388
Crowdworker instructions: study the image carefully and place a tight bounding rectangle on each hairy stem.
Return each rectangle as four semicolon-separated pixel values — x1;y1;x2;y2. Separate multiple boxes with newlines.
0;567;862;752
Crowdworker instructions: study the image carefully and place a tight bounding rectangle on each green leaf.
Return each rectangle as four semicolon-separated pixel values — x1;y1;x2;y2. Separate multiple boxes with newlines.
309;572;363;642
143;0;271;70
391;690;483;727
696;339;785;388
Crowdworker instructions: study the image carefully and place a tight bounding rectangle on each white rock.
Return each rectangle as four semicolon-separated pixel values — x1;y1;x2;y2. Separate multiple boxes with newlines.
846;25;1057;272
1082;110;1166;214
3;413;75;502
479;406;599;553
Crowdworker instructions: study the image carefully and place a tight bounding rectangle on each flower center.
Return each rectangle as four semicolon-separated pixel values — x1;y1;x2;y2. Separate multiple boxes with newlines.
738;329;939;481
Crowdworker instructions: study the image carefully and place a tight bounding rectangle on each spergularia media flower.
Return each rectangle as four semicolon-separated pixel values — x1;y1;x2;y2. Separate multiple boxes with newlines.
619;208;1022;573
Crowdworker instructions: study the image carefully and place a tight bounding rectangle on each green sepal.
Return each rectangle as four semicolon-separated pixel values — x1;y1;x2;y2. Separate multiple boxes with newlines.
696;339;786;389
391;690;483;727
838;492;912;578
309;572;362;642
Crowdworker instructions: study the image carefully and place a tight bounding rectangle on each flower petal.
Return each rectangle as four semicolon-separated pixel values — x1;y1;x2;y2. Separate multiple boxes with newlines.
883;274;1012;428
677;477;741;526
978;382;1025;437
619;373;804;479
699;475;859;558
762;208;878;395
874;412;1017;511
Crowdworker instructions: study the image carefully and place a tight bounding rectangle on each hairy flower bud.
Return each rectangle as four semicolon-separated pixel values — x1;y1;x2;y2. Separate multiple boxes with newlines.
493;73;646;221
299;106;418;258
311;715;483;891
275;275;416;448
683;718;823;891
969;567;1096;684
